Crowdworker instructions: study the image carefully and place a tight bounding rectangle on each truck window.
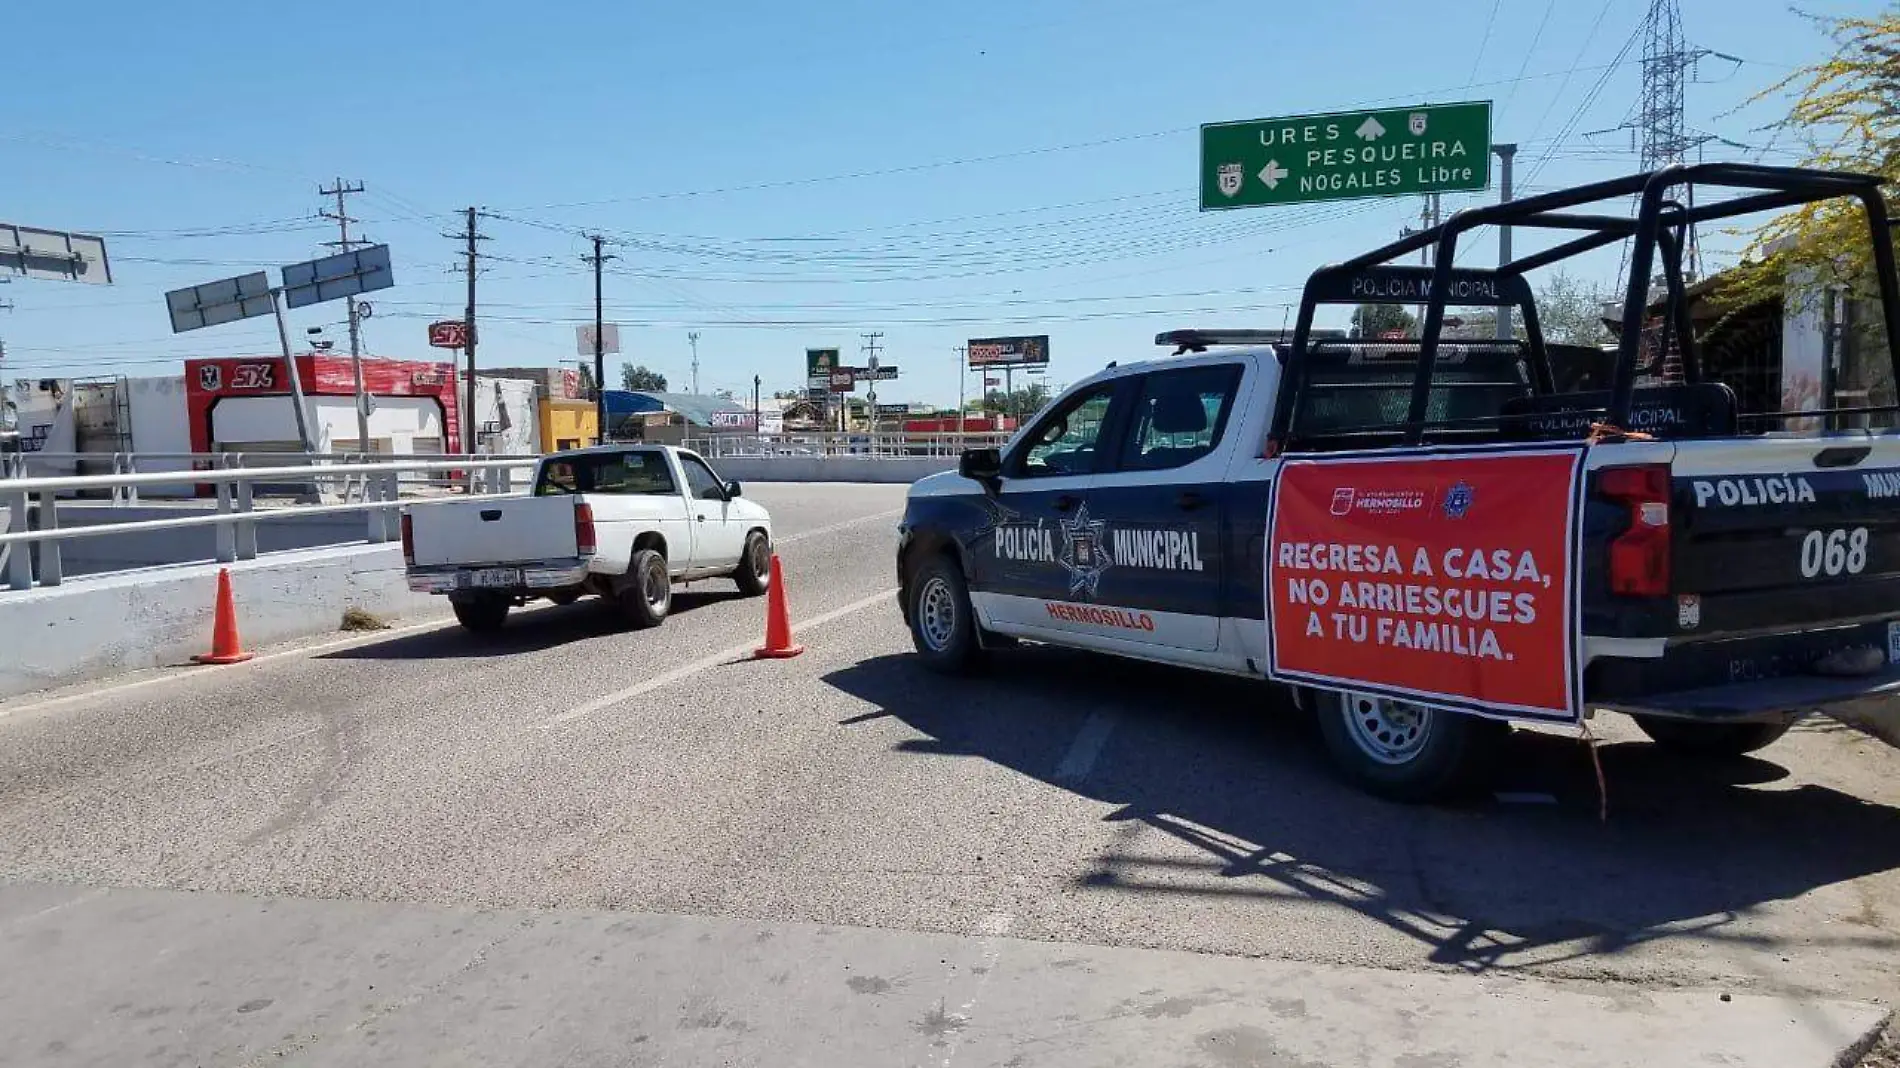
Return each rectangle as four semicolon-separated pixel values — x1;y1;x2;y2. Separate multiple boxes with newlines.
534;452;677;496
1011;383;1117;478
1116;364;1243;472
680;455;727;501
1288;341;1533;445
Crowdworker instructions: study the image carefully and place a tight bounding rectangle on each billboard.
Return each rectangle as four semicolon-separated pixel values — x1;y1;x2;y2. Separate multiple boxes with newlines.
806;347;841;389
968;335;1049;368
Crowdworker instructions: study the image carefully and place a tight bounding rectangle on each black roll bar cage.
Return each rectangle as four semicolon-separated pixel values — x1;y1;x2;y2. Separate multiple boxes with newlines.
1272;163;1900;446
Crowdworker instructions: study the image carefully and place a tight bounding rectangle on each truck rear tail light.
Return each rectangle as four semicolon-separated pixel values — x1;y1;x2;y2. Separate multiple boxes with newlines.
1599;464;1670;597
575;502;597;557
400;512;415;567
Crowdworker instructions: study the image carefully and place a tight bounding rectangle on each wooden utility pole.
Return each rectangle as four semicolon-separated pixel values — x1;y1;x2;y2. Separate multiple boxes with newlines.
459;207;487;454
583;236;616;441
318;179;371;451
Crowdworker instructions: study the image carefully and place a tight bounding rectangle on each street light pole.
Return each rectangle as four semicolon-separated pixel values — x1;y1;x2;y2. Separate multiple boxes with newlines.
1494;143;1518;339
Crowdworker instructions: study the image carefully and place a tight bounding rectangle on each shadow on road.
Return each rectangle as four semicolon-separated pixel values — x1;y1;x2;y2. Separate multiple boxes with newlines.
323;590;748;660
822;647;1900;976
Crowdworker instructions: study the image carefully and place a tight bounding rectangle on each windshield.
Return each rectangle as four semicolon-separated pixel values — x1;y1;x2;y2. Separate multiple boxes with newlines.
534;451;677;496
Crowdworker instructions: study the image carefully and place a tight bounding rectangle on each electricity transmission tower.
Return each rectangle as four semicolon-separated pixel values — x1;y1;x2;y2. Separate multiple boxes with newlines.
1592;0;1740;281
1636;0;1707;176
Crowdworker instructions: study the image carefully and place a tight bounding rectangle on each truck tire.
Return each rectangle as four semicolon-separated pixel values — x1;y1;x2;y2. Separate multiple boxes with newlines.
1633;715;1795;758
1313;690;1506;803
450;593;510;633
733;531;771;596
618;548;671;629
907;555;984;674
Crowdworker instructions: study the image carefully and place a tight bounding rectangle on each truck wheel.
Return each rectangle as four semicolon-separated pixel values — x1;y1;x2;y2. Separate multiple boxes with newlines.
618;549;671;629
1314;690;1505;803
450;593;510;633
1632;715;1795;757
733;531;771;596
908;556;984;674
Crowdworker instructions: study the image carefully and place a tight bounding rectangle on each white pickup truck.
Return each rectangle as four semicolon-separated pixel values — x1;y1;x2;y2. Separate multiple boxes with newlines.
404;444;774;632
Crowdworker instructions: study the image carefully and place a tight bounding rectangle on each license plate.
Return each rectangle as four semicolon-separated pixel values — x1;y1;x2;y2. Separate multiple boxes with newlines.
1888;622;1900;665
465;567;522;589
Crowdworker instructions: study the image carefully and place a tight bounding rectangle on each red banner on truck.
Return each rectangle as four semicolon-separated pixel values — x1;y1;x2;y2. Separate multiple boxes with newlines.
1265;446;1586;722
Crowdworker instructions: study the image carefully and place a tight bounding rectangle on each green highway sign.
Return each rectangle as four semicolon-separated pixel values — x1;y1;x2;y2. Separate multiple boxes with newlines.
1200;101;1491;210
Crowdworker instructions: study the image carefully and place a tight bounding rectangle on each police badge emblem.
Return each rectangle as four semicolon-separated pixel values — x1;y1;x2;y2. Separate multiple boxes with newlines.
1217;162;1243;198
1441;480;1474;519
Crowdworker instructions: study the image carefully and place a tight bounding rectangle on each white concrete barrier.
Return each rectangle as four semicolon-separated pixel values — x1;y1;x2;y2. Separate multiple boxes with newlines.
0;544;439;701
711;456;952;485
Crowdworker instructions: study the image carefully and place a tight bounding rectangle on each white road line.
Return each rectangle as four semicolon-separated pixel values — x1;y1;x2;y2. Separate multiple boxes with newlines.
0;618;455;721
1053;712;1118;783
775;508;903;547
536;587;897;729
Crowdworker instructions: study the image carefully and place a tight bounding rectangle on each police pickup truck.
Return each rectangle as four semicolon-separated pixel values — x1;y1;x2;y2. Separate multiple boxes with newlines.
896;163;1900;801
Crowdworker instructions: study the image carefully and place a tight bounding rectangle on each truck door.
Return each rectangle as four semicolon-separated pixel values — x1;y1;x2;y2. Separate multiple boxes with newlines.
1071;362;1247;652
677;451;746;569
965;379;1125;632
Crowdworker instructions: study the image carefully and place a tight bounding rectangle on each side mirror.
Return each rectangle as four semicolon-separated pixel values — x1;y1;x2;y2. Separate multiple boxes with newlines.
724;480;743;498
959;447;1002;482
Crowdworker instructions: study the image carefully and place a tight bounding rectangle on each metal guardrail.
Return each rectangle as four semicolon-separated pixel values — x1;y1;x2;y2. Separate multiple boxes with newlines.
0;456;538;592
685;432;1012;459
1;450;542;504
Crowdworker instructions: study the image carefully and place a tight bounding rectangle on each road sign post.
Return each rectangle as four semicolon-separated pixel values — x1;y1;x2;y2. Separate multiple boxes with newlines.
269;290;317;452
282;245;395;453
1201;101;1491;210
166;249;395;458
166;271;316;452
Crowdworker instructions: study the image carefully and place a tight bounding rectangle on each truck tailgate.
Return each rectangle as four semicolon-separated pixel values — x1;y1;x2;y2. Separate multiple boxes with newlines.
1671;434;1900;633
408;496;579;567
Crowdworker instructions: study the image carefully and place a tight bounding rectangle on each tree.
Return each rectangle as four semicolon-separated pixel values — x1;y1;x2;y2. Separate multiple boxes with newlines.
1720;10;1900;312
1351;303;1416;338
1429;309;1529;342
620;364;667;392
772;389;803;401
575;362;598;399
1535;270;1613;347
982;382;1051;417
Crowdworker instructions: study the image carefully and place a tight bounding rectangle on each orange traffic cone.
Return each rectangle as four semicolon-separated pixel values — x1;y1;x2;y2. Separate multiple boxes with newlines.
753;554;804;659
193;567;254;665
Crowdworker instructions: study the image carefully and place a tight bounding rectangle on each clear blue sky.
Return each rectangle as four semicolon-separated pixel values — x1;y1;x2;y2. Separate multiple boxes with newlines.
3;0;1831;406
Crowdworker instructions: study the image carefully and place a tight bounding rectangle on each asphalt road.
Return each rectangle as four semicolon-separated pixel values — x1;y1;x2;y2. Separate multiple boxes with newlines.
3;480;1898;1066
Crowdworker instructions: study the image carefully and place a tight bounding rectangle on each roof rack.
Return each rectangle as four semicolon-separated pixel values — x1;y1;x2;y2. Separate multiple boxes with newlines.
1156;328;1347;355
1272;163;1900;445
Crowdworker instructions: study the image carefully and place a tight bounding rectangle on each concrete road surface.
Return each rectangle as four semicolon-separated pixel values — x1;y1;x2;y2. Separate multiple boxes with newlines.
2;481;1897;1067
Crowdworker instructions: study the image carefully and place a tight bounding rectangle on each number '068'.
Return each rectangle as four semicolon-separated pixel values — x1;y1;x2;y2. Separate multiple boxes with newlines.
1799;527;1869;578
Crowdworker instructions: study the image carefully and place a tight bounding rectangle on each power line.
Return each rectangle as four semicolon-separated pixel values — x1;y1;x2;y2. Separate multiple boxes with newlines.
1464;0;1507;85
